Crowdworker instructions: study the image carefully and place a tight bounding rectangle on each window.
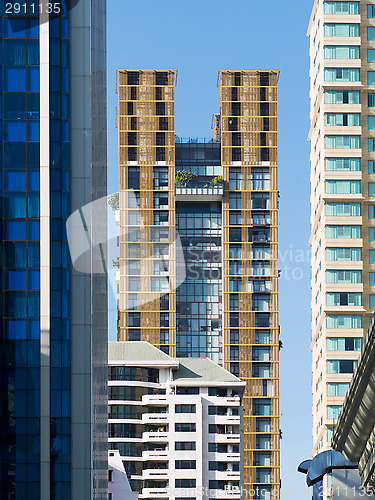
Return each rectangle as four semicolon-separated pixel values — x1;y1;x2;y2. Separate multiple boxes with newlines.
327;359;358;373
370;250;375;264
326;292;362;306
251;168;270;190
326;203;361;216
326;314;362;329
229;193;241;210
253;399;271;416
175;460;196;469
370;272;375;286
369;161;375;174
175;442;196;451
153;193;169;208
229;168;242;190
325;157;360;171
325;90;361;105
324;46;360;59
327;337;362;350
175;479;196;488
153;167;169;189
153;211;169;225
327;382;350;397
175;404;196;414
370;116;375;130
370;50;375;64
325;180;361;194
368;5;375;17
325;135;360;148
108;470;113;482
370;183;375;196
208;387;228;397
370;228;375;241
369;72;375;85
325;113;360;126
370;206;375;219
176;387;199;395
324;1;359;14
370;295;375;308
175;423;196;432
369;95;375;108
324;24;360;37
327;406;342;419
326;270;362;283
326;225;362;238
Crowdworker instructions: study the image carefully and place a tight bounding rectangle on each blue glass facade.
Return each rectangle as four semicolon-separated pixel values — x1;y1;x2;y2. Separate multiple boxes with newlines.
0;14;42;500
0;8;80;500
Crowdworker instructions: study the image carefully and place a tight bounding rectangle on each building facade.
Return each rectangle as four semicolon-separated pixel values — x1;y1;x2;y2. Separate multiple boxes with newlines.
308;0;375;460
0;3;107;499
116;69;280;497
332;314;375;493
108;341;245;500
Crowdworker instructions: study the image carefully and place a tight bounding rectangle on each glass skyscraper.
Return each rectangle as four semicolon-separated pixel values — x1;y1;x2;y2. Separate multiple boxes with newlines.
0;1;107;498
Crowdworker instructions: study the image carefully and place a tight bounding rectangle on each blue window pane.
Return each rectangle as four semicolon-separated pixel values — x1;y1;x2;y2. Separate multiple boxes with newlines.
5;18;26;38
51;291;62;317
51;170;61;190
28;192;40;217
27;39;39;64
62;291;70;317
27;67;39;91
51;319;62;339
5;241;27;267
62;270;70;289
50;39;61;65
27;121;39;141
62;192;70;218
369;71;375;85
4;192;27;217
51;192;61;217
5;291;27;317
5;121;26;141
5;320;27;340
28;319;40;339
27;142;40;168
61;68;69;91
51;142;61;168
50;67;61;91
61;143;70;169
62;121;69;141
6;221;26;240
51;269;62;290
51;219;62;240
28;270;40;290
28;242;40;267
4;92;26;119
51;242;61;267
51;120;61;141
28;171;40;190
62;171;70;190
6;142;26;169
61;18;69;38
28;292;40;317
27;93;39;119
5;171;26;190
49;16;61;37
62;319;70;340
5;68;26;92
28;220;40;240
27;18;39;38
6;270;27;290
61;40;69;65
4;40;26;65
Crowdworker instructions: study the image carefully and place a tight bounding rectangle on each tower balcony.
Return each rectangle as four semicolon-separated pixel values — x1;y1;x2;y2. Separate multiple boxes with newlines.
175;178;223;201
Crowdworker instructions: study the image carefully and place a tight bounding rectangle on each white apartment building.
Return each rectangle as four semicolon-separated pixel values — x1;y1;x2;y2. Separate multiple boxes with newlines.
307;0;375;462
108;341;248;500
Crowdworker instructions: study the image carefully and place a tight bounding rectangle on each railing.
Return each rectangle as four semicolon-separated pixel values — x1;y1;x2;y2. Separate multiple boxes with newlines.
175;136;216;144
175;179;223;189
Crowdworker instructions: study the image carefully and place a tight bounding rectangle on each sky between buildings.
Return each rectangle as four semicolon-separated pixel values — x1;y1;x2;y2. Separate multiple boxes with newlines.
106;1;313;496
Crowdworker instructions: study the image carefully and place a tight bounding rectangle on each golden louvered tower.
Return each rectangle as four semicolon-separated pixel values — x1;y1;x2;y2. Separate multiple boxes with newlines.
116;69;280;499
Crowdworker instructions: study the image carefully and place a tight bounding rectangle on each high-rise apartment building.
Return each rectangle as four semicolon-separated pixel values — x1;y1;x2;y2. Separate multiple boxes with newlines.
108;341;245;500
117;69;280;497
308;0;375;459
0;3;107;499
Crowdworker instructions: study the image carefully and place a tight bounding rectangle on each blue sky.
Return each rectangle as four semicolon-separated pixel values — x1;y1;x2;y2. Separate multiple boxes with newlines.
107;0;313;495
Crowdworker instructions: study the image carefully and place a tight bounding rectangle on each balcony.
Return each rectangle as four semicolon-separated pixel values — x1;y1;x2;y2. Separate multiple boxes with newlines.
139;488;170;498
142;449;169;461
142;413;169;424
175;177;223;201
142;469;169;480
142;431;169;443
142;395;168;406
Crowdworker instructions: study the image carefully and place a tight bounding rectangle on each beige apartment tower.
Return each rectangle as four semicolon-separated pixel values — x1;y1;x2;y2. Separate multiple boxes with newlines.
308;0;375;464
116;69;280;498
